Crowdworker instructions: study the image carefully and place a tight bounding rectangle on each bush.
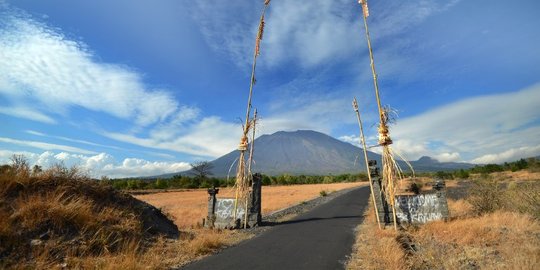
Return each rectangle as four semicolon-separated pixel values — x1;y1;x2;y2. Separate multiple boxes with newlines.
409;182;422;194
319;190;328;197
467;179;505;215
454;169;469;179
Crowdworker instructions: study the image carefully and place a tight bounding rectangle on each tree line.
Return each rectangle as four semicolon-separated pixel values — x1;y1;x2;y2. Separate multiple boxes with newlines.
431;157;539;180
103;172;370;190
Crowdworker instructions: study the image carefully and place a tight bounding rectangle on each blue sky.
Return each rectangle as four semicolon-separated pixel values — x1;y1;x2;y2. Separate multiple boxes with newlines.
1;0;539;178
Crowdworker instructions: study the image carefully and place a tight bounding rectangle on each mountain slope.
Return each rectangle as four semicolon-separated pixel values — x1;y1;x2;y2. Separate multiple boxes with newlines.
162;130;473;177
210;130;381;176
155;130;474;178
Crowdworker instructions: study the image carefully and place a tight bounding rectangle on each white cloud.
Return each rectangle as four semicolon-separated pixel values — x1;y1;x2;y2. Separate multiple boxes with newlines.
434;152;461;163
104;116;242;158
0;106;56;124
0;8;193;127
0;150;190;178
189;0;461;68
338;135;361;148
0;137;97;155
391;83;540;163
472;145;540;164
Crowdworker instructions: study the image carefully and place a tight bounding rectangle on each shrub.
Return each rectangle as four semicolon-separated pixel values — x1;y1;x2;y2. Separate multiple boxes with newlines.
319;190;328;197
467;179;505;215
409;182;421;194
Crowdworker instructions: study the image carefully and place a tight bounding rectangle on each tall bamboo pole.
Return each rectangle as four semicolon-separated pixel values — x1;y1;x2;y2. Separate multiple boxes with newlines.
353;97;381;229
233;1;271;223
358;0;398;230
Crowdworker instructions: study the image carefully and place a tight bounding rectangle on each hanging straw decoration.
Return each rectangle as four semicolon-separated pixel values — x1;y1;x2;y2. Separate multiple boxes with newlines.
233;0;271;225
357;0;414;230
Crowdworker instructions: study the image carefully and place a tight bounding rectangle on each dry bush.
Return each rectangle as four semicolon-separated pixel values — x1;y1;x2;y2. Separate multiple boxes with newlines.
505;181;540;219
468;176;540;219
468;178;505;214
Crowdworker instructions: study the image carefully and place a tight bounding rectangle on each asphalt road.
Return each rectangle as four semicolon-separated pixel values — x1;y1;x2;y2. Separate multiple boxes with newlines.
182;186;370;270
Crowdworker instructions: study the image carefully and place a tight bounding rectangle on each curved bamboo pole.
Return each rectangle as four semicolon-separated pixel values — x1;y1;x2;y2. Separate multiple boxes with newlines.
353;97;381;229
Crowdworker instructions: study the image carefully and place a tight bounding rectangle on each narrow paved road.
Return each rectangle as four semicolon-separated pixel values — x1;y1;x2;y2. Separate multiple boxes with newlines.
182;186;370;270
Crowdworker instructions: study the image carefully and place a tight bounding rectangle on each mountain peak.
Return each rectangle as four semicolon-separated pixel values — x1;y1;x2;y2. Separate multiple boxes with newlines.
155;130;474;178
417;156;439;163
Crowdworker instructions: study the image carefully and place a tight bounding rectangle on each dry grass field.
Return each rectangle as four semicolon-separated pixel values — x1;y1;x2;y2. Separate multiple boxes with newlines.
135;182;366;228
347;171;540;270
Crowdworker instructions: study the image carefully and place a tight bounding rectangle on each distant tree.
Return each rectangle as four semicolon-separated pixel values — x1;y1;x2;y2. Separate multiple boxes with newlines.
155;178;168;189
10;154;30;177
189;161;214;180
31;165;43;176
454;169;469;179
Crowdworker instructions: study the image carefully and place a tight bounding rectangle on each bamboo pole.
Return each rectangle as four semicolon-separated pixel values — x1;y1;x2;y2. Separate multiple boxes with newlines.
352;97;381;229
233;1;271;225
358;0;398;230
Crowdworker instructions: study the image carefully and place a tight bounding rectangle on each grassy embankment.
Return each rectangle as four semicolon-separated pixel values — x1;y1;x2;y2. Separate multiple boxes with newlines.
347;169;540;270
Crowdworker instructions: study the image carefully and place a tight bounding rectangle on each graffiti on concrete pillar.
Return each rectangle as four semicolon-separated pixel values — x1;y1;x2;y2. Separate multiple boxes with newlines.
395;193;448;224
214;198;245;221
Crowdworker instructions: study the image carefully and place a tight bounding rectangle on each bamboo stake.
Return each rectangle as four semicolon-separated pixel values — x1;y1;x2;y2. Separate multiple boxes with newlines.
358;0;398;230
233;1;271;225
352;97;381;229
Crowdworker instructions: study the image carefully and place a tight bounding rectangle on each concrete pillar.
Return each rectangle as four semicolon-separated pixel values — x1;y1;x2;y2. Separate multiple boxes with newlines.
206;187;219;228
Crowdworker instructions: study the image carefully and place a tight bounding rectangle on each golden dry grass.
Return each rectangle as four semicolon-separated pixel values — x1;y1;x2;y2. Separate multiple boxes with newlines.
347;201;406;270
61;228;253;269
135;182;365;228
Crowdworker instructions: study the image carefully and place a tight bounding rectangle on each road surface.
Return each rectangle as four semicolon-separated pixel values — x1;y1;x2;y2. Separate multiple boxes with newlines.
182;186;370;270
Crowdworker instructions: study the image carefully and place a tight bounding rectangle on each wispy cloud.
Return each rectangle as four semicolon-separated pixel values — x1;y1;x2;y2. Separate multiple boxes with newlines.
103;116;241;158
0;106;56;124
0;6;193;127
188;0;461;69
0;137;97;155
25;129;121;150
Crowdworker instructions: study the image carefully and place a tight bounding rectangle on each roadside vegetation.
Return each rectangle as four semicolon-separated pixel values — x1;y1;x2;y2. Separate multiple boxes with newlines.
0;155;250;269
347;157;540;270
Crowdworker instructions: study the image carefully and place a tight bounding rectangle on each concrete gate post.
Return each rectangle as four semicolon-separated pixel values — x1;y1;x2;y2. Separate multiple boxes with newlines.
206;187;219;228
